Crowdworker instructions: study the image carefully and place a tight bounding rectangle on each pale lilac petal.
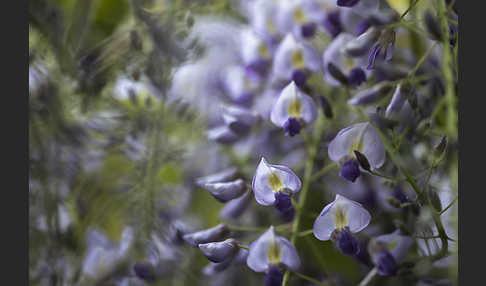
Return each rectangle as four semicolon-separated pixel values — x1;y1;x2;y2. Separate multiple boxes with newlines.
198;239;239;263
252;158;301;206
278;237;301;270
313;201;337;241
328;122;368;162
334;195;371;233
247;226;276;272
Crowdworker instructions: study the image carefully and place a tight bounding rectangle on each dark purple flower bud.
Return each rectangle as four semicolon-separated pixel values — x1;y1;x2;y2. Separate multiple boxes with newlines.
424;10;443;42
356;20;371;36
198;238;239;263
323;11;342;38
264;265;284;286
367;43;382;70
318;96;333;118
449;24;457;46
376;250;398;276
339;159;361;182
183;224;230;247
283;117;302;137
392;187;408;204
301;23;317;38
274;191;295;222
337;0;361;7
199;179;247;203
291;69;307;88
367;29;396;69
348;67;366;87
337;227;359;256
134;262;156;281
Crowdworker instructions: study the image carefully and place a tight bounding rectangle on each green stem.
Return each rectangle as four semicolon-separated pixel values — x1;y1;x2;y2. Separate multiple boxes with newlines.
282;115;325;286
368;170;406;182
439;196;458;216
311;162;338;182
437;0;457;140
400;0;422;20
291;271;328;286
358;267;378;286
297;229;314;237
408;43;438;77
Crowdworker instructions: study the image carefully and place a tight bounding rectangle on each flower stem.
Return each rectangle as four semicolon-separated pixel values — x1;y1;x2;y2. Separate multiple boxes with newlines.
439;196;458;216
291;271;328;286
437;0;457;140
358;267;377;286
282;114;325;286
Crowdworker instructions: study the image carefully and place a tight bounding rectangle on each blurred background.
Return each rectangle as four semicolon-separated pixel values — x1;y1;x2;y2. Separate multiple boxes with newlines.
29;0;458;285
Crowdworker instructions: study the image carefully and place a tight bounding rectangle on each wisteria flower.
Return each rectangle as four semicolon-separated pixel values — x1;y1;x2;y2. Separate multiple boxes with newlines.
368;230;414;276
247;226;300;286
270;81;318;137
328;122;385;182
222;65;261;106
239;29;275;76
313;194;371;255
275;0;320;39
323;33;369;87
198;238;239;263
183;224;230;247
252;157;302;221
272;34;321;87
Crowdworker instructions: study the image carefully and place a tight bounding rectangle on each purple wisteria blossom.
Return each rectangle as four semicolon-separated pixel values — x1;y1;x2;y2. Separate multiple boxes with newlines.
198;238;239;263
247;226;300;286
252;157;302;221
270;81;318;137
328;122;385;182
313;194;371;255
272;34;321;87
368;230;414;276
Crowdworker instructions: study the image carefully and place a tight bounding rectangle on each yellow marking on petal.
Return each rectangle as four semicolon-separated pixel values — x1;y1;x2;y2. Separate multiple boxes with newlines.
267;19;277;34
349;137;364;155
269;172;284;192
258;43;270;59
388;239;398;250
268;240;281;264
343;57;355;74
291;50;306;69
288;97;302;118
293;8;307;24
386;0;410;15
334;207;348;230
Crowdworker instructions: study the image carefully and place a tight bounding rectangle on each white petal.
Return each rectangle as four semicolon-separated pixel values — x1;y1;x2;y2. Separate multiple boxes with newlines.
313;194;371;240
247;226;275;272
278;237;301;270
252;158;279;206
334;195;371;233
313;200;337;241
328;122;368;162
270;81;317;126
252;158;302;206
360;123;386;169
